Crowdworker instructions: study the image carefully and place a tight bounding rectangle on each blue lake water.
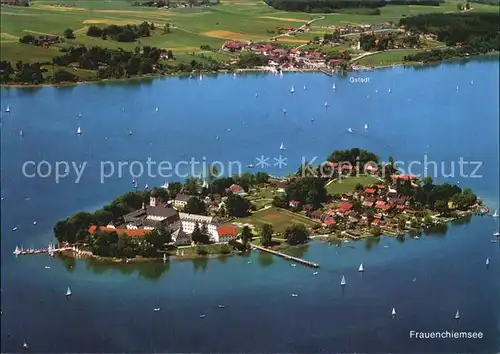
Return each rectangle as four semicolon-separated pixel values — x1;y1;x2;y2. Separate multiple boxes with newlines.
1;57;499;353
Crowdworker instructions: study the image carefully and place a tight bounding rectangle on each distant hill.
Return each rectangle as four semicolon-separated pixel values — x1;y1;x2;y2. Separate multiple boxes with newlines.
264;0;443;13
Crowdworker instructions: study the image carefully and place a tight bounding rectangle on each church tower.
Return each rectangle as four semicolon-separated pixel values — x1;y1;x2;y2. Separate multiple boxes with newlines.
150;189;158;207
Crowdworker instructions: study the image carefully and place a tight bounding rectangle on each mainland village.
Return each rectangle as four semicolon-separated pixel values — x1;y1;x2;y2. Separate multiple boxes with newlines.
16;149;491;263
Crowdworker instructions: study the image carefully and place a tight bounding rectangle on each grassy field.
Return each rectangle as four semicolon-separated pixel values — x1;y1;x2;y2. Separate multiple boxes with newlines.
356;49;422;66
326;175;380;195
235;207;319;233
1;0;498;64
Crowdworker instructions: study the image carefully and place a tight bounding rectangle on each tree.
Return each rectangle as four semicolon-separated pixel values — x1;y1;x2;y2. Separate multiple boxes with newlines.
184;196;206;215
145;224;172;249
465;2;470;9
241;226;253;245
168;182;182;196
397;218;406;230
226;193;252;217
64;28;75;39
164;23;171;34
286;177;327;208
87;25;103;37
457;3;463;10
183;177;199;195
370;225;382;236
260;224;273;246
191;222;204;244
434;200;449;214
199;222;210;244
284;224;308;245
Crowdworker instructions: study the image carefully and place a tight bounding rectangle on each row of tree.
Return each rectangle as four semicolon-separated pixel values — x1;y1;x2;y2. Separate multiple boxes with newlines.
87;22;154;42
400;12;499;47
264;0;440;13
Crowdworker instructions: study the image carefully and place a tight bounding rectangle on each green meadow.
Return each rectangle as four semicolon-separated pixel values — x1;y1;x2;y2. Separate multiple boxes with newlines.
1;0;498;64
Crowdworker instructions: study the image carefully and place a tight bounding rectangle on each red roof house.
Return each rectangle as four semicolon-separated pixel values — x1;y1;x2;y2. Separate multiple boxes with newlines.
338;202;353;213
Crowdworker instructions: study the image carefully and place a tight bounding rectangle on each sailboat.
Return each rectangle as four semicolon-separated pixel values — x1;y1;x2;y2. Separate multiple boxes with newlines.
65;287;72;297
23;340;28;349
128;129;132;136
199;73;203;81
163;253;167;262
290;86;295;93
12;226;18;232
161;181;169;189
153;308;161;312
492;209;498;217
364;124;368;130
20;130;24;137
5;105;10;113
144;184;149;190
324;101;329;107
455;310;460;320
392;308;397;317
279;142;285;151
486;257;490;266
132;177;135;184
233;72;237;78
332;83;336;90
313;271;319;275
134;182;138;189
303;85;307;90
340;275;346;286
76;126;82;135
283;108;287;115
358;263;364;272
13;246;20;256
291;293;298;297
388;88;392;93
155;106;159;112
348;128;353;133
494;230;500;236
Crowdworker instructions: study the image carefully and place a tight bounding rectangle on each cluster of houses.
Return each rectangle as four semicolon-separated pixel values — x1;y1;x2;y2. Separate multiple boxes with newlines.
305;174;420;232
223;41;330;69
88;187;239;245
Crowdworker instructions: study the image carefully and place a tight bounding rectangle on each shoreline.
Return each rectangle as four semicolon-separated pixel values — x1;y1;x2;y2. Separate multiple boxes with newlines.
1;52;497;89
59;212;480;264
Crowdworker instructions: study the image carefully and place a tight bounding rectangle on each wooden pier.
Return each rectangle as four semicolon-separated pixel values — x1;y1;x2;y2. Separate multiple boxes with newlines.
319;69;334;77
250;243;319;268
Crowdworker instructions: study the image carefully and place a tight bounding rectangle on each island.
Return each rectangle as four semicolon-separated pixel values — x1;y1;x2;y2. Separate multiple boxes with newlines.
0;0;498;86
52;148;487;263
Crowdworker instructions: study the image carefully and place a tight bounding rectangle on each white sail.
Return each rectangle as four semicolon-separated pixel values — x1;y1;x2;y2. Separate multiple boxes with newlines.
455;310;460;319
358;263;364;272
492;209;498;217
303;85;307;90
486;257;490;265
163;253;167;261
280;142;285;150
290;86;295;93
332;83;336;90
65;287;72;296
392;308;396;316
156;106;159;112
494;231;500;236
144;184;149;190
76;126;82;135
283;108;287;115
5;105;10;113
20;130;24;137
388;88;392;93
162;181;169;189
364;124;368;130
129;130;132;136
348;128;353;133
324;101;328;107
13;246;20;255
23;341;28;349
340;275;346;286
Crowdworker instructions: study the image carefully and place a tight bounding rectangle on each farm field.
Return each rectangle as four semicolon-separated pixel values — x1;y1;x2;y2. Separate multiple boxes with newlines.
1;0;497;65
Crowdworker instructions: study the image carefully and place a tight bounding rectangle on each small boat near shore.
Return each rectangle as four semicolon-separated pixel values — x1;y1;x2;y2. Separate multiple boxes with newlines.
340;275;346;286
492;209;498;217
65;287;72;297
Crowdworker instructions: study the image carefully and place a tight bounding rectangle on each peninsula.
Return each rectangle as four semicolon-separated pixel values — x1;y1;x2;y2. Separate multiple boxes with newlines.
0;0;498;86
51;148;487;262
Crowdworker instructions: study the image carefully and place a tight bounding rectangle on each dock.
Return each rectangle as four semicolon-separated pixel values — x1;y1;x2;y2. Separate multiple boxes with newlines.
250;243;319;268
13;246;92;257
319;69;334;77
